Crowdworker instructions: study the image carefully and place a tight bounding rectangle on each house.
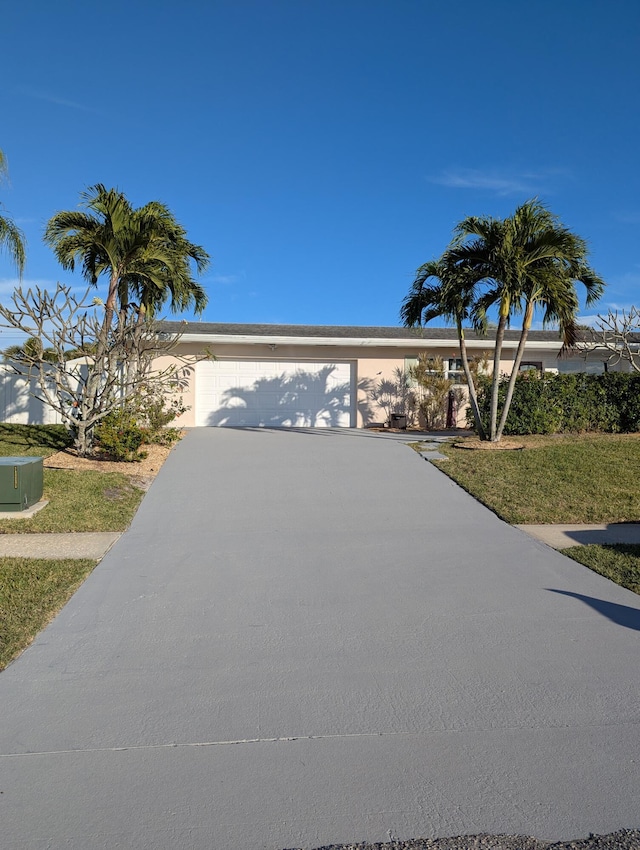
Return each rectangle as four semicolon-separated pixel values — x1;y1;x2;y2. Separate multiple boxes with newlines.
157;322;615;430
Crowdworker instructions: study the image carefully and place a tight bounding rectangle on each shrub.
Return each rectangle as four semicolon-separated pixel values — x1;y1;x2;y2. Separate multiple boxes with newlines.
470;371;640;436
132;386;187;445
410;356;452;430
599;373;640;432
94;409;147;462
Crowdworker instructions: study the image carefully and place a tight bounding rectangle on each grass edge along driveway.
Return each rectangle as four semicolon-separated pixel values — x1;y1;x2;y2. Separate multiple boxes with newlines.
0;423;149;671
430;433;640;596
0;557;97;670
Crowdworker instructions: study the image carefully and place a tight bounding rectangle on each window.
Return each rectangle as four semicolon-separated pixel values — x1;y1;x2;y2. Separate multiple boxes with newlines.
447;357;464;383
404;356;418;387
519;361;542;373
405;355;465;384
557;359;606;375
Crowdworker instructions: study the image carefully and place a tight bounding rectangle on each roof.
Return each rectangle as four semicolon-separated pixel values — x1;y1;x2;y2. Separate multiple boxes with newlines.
158;321;570;343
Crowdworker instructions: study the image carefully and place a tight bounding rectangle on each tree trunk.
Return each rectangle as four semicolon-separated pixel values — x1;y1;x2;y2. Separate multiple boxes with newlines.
75;419;89;457
457;320;486;440
489;306;509;440
124;305;146;392
495;302;534;441
96;268;119;355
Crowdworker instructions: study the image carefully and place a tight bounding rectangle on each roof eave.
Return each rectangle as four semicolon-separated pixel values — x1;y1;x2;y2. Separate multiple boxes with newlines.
174;333;564;350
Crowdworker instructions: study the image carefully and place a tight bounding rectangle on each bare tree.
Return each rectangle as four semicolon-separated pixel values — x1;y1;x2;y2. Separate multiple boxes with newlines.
586;308;640;372
0;283;202;455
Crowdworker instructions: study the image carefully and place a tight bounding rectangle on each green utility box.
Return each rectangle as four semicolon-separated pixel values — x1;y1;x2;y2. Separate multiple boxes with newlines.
0;457;44;512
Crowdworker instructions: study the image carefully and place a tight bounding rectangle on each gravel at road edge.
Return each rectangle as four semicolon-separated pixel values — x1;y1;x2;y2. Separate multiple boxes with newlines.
286;829;640;850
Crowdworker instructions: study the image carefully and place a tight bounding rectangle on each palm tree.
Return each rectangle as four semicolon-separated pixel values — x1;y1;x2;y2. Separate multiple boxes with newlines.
44;185;209;333
449;199;604;440
400;257;486;438
0;149;26;276
44;185;210;454
116;199;209;321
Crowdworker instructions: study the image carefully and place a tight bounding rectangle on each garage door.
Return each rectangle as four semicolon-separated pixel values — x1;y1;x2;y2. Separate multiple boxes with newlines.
196;360;355;427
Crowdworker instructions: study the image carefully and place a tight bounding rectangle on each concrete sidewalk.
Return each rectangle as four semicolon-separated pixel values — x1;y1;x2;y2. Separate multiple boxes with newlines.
1;427;640;850
517;523;640;549
2;523;635;562
0;531;121;559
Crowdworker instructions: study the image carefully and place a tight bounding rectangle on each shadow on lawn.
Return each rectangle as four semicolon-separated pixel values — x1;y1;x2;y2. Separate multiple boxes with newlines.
548;588;640;632
0;423;71;453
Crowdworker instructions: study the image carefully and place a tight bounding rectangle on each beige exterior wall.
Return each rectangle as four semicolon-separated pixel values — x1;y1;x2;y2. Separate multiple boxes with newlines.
151;352;198;428
166;339;580;429
169;342;465;427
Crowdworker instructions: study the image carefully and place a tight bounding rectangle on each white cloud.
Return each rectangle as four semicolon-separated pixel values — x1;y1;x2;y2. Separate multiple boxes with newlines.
575;314;602;328
578;302;640;327
0;279;101;351
17;86;98;113
211;273;239;286
612;211;640;225
430;167;567;197
208;271;246;286
0;278;96;302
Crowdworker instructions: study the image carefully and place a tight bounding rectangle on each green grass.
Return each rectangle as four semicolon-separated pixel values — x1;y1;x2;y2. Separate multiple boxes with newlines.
0;426;152;669
562;544;640;595
0;423;71;456
0;424;145;532
433;433;640;524
0;557;96;670
0;468;145;532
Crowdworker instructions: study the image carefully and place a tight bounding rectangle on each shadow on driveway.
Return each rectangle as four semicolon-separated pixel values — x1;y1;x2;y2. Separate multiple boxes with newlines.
547;588;640;632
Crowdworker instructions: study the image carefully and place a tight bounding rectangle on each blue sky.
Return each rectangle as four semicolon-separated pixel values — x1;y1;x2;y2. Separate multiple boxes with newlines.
1;0;639;347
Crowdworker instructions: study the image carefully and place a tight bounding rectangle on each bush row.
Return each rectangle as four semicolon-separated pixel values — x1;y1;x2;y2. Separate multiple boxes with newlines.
472;372;640;435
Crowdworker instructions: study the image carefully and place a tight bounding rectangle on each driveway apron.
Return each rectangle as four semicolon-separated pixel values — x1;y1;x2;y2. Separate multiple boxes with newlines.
1;428;639;849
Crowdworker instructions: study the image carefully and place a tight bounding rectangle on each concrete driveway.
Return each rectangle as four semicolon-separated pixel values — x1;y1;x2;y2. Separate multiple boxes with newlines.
1;427;639;849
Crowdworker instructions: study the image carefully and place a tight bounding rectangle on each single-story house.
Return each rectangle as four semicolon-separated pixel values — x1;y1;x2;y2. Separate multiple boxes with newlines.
156;322;616;430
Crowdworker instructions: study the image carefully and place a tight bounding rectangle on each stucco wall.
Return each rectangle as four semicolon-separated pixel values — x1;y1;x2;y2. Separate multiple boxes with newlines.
167;340;574;429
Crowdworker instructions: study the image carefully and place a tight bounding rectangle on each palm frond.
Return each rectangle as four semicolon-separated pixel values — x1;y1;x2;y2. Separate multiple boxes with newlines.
0;214;26;275
45;185;210;316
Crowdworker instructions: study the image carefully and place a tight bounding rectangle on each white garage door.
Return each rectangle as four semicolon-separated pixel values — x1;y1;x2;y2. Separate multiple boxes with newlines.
196;360;355;427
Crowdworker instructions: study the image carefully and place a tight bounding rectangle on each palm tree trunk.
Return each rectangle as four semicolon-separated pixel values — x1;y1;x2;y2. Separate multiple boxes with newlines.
457;320;486;440
124;304;146;393
489;304;509;440
495;302;534;441
95;268;119;355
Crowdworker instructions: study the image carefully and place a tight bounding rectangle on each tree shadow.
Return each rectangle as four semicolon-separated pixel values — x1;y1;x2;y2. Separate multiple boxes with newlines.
0;423;71;450
206;365;355;427
547;588;640;632
561;525;640;546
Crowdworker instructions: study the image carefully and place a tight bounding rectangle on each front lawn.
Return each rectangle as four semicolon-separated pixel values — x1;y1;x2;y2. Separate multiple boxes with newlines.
0;425;171;670
0;468;145;533
0;424;150;532
0;557;96;670
562;544;640;595
434;433;640;524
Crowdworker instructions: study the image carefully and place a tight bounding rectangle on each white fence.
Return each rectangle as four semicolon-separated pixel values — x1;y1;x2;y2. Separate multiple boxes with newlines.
0;365;63;425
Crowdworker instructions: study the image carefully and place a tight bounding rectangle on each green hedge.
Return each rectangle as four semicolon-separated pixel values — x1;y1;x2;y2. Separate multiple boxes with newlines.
472;372;640;435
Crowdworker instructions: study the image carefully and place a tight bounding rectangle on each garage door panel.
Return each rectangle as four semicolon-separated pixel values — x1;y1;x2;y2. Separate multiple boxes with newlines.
196;360;354;427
